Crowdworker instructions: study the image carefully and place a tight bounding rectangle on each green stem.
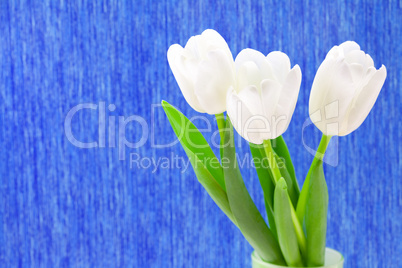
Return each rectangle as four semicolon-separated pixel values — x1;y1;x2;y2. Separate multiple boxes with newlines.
264;139;307;258
310;134;332;166
215;113;225;143
216;113;226;159
289;195;307;259
296;134;332;223
263;140;282;184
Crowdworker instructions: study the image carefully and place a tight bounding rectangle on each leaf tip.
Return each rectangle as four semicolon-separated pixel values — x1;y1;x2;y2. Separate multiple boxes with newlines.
277;177;288;190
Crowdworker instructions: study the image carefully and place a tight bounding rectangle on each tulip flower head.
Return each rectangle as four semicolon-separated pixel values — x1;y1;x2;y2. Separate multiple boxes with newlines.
227;49;302;144
309;41;387;136
167;29;235;115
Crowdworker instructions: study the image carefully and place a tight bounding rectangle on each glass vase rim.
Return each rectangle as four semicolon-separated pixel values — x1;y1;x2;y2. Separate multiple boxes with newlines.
251;247;344;268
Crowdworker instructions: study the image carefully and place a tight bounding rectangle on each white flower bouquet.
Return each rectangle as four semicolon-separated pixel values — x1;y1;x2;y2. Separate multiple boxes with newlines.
163;29;386;267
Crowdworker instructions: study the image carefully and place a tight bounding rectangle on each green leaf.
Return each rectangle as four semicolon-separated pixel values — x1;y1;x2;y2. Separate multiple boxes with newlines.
253;140;298;210
265;199;278;243
249;144;275;206
162;101;236;225
305;160;328;267
223;118;285;265
271;136;300;197
296;135;331;224
249;143;277;241
274;178;304;267
162;100;225;191
275;155;298;208
181;143;236;225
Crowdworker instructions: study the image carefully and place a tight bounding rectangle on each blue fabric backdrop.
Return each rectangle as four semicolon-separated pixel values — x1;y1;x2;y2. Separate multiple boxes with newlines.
0;0;400;267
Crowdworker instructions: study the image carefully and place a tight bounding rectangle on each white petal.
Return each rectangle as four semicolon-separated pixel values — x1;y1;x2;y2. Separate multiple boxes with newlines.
348;66;378;109
235;48;267;69
235;48;276;88
348;63;365;83
345;50;367;67
167;44;205;112
237;85;263;115
167;44;185;69
259;79;288;139
245;114;272;143
274;65;302;136
183;36;199;58
265;51;291;83
365;54;374;68
200;29;231;51
310;58;355;115
327;46;341;59
276;65;302;115
236;61;263;92
227;88;266;144
194;49;235;114
226;88;243;135
309;58;335;116
341;65;387;135
339;41;360;55
184;29;232;62
309;58;355;135
354;66;377;95
261;79;282;118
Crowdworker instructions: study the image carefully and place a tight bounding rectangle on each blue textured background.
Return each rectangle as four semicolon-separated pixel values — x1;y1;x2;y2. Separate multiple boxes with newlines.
0;0;401;267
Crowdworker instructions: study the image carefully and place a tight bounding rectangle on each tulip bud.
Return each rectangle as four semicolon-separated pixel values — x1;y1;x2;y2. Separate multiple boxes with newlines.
167;29;235;114
227;49;302;144
309;41;387;136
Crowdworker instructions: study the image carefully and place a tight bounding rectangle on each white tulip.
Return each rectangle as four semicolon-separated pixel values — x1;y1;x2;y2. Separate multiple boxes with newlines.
309;41;387;136
167;29;235;114
227;49;302;144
